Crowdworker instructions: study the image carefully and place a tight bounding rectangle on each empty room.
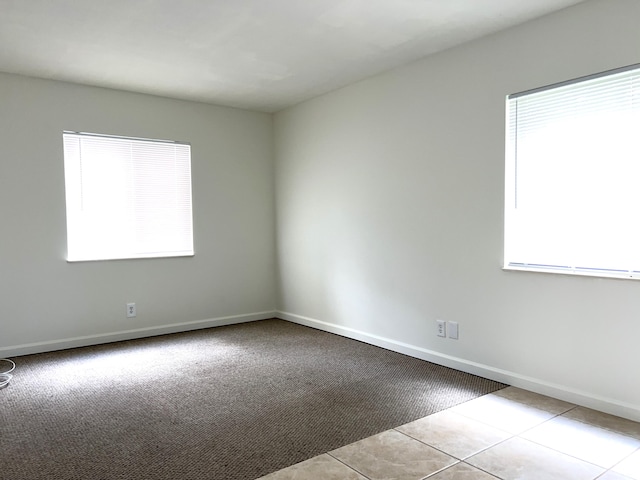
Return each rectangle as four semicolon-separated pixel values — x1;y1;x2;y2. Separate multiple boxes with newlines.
2;0;640;479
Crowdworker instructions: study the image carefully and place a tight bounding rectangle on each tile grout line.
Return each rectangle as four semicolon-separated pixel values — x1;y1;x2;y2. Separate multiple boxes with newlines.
262;391;640;480
326;451;373;480
508;436;609;475
391;411;517;467
390;421;511;478
396;398;617;479
515;406;640;474
386;396;573;476
595;443;640;480
457;460;505;479
562;410;640;440
470;405;613;476
419;460;462;479
446;401;582;463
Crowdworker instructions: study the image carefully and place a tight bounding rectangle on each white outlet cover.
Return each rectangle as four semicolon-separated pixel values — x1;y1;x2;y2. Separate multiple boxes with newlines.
126;303;136;318
436;320;446;337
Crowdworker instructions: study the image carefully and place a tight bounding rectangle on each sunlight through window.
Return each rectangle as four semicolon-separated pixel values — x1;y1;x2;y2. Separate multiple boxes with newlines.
504;64;640;279
63;132;194;262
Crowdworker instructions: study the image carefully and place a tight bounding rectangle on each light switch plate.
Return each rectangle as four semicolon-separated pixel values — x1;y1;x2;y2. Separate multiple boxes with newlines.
447;321;459;339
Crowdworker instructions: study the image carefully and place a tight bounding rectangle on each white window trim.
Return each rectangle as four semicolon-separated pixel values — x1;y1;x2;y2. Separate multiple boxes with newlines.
503;64;640;281
63;131;194;262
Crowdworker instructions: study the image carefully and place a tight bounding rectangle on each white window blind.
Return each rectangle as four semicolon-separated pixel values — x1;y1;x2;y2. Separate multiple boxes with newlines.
63;132;194;262
505;64;640;279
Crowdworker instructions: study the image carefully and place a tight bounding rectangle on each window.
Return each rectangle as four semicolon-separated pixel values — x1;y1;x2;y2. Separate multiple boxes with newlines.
63;132;194;262
504;64;640;279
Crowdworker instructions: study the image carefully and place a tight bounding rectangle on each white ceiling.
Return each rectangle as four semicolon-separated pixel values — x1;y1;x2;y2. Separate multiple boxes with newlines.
0;0;585;112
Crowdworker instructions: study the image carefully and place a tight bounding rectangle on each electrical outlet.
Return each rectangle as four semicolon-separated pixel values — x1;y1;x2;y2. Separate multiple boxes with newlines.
436;319;446;337
126;303;136;318
447;321;459;340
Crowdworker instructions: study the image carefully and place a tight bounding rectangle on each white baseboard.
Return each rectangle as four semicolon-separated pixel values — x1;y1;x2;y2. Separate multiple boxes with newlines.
277;311;640;422
1;311;277;357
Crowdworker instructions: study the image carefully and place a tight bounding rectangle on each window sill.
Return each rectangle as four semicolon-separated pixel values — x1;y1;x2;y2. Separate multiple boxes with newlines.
503;264;640;281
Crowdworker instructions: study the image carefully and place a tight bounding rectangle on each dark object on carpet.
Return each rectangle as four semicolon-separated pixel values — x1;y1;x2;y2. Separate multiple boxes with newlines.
1;319;506;480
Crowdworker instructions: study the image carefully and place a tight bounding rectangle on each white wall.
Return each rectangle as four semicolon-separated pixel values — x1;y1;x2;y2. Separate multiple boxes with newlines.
274;0;640;420
3;0;639;421
0;73;276;355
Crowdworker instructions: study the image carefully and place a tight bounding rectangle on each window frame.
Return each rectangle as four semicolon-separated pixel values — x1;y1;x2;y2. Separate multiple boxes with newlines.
63;131;195;262
503;63;640;280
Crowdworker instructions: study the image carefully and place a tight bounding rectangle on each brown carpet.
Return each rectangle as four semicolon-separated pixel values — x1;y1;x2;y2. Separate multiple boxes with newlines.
1;319;506;479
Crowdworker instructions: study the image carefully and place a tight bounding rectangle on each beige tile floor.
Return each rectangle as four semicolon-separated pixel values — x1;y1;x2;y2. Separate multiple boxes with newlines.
257;387;640;480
